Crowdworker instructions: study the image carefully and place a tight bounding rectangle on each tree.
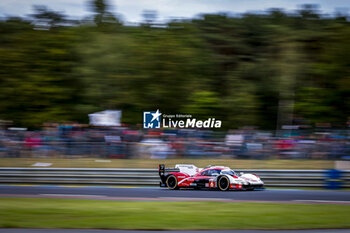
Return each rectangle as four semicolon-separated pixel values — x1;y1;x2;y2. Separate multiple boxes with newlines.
31;5;67;29
0;2;349;129
89;0;120;27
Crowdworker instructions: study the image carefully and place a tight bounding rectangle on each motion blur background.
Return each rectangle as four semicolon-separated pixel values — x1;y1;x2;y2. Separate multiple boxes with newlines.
0;0;349;164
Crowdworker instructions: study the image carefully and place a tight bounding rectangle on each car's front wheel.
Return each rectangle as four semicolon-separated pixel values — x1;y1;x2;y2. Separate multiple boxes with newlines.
218;176;230;191
166;175;179;190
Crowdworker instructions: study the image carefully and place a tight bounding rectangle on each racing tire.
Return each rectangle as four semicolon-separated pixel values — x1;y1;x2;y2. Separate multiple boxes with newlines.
166;175;179;190
218;176;230;191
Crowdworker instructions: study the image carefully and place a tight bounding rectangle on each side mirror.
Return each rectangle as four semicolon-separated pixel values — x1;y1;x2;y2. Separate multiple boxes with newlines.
239;172;244;176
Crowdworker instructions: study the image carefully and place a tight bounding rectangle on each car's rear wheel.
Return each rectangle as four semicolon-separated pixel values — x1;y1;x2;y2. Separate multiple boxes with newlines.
218;176;230;191
166;175;179;190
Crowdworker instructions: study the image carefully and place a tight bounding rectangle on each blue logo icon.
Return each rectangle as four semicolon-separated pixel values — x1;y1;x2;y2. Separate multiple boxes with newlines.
143;110;161;129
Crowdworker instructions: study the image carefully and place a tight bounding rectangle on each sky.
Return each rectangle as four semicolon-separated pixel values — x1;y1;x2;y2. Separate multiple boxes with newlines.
0;0;349;23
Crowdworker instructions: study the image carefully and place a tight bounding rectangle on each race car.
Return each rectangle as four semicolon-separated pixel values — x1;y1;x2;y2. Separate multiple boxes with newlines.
159;164;264;191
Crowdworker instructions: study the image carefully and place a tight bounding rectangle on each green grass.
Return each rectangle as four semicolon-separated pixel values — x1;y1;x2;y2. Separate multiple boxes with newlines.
0;198;350;230
0;158;334;169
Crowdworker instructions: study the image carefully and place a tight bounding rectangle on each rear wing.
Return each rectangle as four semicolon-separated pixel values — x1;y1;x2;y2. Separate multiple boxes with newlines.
158;164;179;176
158;164;198;177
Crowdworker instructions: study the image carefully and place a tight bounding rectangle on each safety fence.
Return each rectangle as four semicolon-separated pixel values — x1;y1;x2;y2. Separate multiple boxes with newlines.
0;168;349;188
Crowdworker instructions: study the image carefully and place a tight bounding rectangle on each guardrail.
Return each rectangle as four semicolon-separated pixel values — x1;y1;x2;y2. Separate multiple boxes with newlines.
0;168;349;188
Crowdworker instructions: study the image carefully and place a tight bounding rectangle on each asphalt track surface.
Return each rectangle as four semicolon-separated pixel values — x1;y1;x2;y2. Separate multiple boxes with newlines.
1;230;350;233
0;185;350;204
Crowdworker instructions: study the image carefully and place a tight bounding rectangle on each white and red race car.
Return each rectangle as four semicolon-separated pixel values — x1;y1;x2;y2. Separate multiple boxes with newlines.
159;164;264;191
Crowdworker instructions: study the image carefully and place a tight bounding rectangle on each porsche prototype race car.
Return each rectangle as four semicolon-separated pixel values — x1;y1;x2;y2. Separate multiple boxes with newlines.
159;164;264;191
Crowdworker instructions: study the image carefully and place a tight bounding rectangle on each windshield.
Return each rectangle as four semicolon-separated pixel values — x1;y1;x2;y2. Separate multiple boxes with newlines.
221;170;236;176
200;169;222;176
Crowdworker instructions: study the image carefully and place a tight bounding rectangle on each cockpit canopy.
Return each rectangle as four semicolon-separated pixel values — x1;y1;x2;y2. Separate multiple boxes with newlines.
200;168;236;177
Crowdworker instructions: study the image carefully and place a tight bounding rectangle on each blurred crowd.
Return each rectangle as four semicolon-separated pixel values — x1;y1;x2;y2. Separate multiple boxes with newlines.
0;124;349;160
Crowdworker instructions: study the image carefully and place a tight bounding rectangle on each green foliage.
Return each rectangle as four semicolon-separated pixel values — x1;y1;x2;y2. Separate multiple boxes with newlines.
183;91;220;118
0;2;349;129
295;87;337;123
